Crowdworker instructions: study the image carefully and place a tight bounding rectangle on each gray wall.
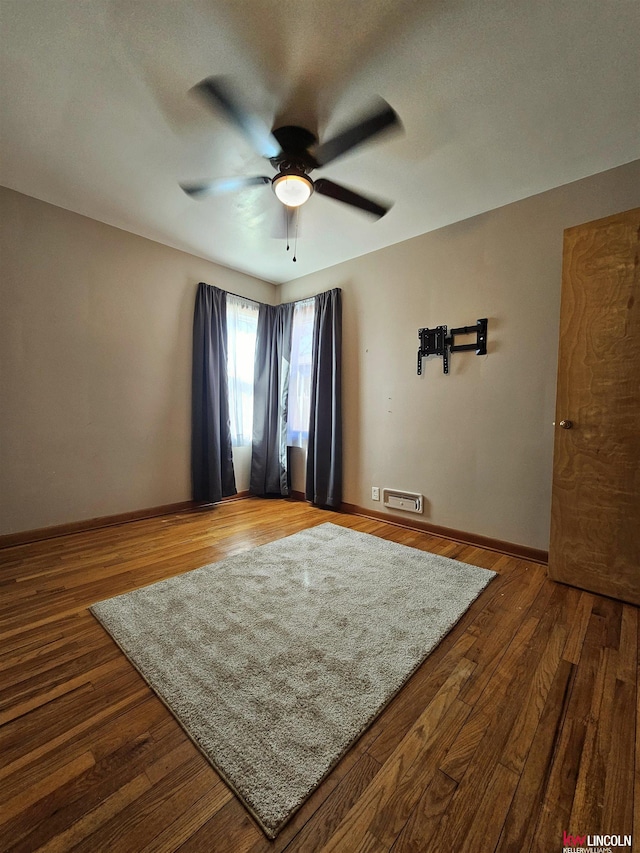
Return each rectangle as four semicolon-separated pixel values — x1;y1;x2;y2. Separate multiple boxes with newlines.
0;187;276;535
280;161;640;550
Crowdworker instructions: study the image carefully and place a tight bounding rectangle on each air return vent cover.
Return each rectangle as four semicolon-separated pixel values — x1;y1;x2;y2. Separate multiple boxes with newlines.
382;489;423;514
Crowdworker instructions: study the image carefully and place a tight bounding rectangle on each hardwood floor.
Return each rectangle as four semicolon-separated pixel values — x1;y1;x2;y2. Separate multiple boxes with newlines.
0;498;636;852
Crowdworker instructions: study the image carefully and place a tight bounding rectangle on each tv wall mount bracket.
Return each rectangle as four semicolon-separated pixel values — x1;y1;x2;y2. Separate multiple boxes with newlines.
417;318;488;375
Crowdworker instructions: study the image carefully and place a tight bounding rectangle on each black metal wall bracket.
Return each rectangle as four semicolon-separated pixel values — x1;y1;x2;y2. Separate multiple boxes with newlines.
417;318;488;375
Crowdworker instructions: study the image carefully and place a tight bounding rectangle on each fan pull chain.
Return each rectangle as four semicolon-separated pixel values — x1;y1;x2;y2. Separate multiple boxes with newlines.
285;206;290;252
293;208;299;262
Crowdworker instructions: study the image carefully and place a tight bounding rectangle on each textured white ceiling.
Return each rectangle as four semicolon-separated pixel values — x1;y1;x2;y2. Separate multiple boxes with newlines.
1;0;639;283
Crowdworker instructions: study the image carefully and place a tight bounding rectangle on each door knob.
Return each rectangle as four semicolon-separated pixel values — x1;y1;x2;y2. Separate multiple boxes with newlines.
559;419;573;429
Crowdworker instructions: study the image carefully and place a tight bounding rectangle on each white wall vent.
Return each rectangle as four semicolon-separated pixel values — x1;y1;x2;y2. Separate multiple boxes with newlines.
382;488;423;514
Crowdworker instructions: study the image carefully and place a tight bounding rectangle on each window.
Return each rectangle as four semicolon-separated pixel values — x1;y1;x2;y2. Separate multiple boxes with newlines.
287;298;315;447
226;295;259;446
226;294;315;449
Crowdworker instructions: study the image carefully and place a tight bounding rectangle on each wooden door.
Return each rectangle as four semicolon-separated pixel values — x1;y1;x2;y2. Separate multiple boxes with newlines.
549;207;640;605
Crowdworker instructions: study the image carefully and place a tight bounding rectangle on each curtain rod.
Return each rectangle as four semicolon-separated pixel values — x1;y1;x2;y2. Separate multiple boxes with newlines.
198;281;339;308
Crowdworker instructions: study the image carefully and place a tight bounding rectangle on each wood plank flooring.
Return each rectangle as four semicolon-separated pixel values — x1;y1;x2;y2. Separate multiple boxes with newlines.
0;498;636;852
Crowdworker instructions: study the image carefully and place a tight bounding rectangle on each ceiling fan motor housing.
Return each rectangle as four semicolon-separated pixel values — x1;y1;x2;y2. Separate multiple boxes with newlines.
270;125;319;173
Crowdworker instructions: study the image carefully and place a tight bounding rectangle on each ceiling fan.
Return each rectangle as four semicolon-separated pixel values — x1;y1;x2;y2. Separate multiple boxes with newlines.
180;77;401;220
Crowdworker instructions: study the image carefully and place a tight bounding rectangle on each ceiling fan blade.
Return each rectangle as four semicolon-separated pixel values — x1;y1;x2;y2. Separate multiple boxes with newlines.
314;178;391;219
192;77;280;159
180;175;270;198
313;99;401;167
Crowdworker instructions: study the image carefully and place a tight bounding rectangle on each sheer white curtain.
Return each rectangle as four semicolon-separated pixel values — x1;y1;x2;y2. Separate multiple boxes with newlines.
226;293;314;449
226;295;259;446
287;298;316;448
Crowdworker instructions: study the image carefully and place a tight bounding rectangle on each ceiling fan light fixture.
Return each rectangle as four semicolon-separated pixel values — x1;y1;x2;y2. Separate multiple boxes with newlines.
272;172;313;207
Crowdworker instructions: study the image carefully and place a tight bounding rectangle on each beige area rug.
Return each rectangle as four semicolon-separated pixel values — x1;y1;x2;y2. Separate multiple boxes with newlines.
90;522;495;838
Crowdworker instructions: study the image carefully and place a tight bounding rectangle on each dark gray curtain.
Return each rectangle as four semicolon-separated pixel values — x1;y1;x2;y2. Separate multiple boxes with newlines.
191;282;237;502
306;288;342;507
250;302;295;496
